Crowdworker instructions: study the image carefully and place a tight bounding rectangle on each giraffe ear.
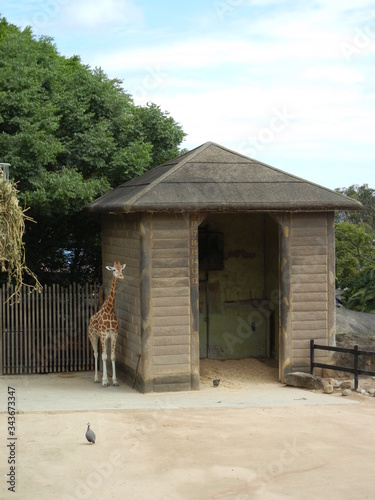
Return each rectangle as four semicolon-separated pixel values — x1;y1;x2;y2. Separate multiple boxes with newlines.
121;264;126;270
106;266;115;271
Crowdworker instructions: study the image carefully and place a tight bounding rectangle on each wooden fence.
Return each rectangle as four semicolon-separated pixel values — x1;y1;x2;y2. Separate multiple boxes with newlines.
310;339;375;390
0;283;102;375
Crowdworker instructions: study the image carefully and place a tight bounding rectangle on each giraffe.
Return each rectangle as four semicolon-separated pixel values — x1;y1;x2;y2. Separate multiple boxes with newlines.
88;261;126;387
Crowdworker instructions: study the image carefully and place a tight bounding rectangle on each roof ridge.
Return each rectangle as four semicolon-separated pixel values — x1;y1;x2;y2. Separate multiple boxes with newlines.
121;142;213;210
247;156;362;204
87;141;363;213
208;142;362;205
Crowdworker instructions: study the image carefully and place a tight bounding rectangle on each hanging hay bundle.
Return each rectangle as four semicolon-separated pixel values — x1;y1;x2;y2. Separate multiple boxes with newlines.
0;172;41;301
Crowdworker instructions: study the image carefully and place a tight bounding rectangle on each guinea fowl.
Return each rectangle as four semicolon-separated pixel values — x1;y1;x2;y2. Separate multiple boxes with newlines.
86;422;96;444
213;379;220;387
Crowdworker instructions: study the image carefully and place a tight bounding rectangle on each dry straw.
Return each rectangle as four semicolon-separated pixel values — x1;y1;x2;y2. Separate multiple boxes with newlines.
0;172;42;302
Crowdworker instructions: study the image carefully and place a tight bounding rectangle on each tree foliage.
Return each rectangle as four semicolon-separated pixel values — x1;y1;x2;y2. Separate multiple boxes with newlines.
335;185;375;313
0;16;186;284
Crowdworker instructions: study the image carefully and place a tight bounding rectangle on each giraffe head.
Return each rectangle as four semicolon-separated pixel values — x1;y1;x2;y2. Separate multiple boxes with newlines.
106;261;126;280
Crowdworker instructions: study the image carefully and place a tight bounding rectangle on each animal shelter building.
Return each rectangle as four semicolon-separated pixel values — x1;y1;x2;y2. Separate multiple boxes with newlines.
87;142;361;392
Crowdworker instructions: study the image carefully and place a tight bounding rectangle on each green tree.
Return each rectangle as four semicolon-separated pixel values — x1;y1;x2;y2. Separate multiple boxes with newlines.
336;184;375;228
335;185;375;312
0;16;186;284
335;221;375;279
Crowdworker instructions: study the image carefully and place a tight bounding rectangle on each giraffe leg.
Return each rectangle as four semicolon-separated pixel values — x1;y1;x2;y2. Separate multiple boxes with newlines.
89;330;100;383
111;334;118;386
94;335;100;383
101;339;109;387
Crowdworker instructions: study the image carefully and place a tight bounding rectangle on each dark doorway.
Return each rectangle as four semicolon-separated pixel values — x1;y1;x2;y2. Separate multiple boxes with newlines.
198;214;279;360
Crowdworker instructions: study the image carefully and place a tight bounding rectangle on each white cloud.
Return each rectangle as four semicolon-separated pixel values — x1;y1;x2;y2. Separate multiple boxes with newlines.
142;75;374;172
302;66;364;84
62;0;143;29
93;34;339;74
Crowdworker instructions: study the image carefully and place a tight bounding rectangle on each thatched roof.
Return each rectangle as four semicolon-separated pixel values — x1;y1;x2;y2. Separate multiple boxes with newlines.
87;142;362;213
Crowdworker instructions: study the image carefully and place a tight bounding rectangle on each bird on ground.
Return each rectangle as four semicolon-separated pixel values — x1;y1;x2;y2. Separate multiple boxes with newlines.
213;379;220;387
86;422;96;444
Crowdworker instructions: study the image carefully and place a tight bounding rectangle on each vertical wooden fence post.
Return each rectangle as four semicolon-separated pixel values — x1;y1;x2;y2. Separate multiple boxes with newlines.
1;282;103;375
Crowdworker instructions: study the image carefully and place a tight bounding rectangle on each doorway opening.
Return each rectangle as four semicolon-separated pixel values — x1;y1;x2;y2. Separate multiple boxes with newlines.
198;213;279;361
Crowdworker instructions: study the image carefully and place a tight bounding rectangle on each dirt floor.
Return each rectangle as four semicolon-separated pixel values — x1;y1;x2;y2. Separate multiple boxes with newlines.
1;399;374;500
1;359;374;500
200;358;279;389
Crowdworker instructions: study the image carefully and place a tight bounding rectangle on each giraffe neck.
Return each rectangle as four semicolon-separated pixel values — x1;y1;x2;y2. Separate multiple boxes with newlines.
104;275;117;312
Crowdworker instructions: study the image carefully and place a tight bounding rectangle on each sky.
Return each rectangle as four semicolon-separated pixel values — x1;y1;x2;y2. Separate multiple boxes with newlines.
1;0;375;190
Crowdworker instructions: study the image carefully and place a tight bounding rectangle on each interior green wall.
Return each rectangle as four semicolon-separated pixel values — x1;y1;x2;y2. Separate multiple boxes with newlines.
199;213;279;360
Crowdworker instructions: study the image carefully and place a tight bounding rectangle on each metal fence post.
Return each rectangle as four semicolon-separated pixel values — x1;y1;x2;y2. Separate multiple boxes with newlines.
310;339;315;375
0;284;3;375
354;344;359;391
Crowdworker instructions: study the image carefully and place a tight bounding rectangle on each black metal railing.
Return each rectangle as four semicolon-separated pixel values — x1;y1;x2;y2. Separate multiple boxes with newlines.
310;339;375;390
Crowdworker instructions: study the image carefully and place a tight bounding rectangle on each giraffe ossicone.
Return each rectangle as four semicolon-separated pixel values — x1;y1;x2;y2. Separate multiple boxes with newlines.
88;261;125;387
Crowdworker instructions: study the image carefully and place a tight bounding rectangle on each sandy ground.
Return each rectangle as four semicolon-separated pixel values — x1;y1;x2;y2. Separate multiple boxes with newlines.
1;359;374;500
1;403;374;500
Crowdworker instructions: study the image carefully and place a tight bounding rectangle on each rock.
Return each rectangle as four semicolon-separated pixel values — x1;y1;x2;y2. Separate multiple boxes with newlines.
284;372;324;390
335;305;375;375
321;378;339;390
368;388;375;396
336;304;375;337
321;378;332;388
322;369;338;379
342;389;352;396
323;384;333;394
340;380;354;390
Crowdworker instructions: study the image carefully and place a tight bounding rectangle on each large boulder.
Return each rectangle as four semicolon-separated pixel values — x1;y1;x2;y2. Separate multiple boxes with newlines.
284;372;323;390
